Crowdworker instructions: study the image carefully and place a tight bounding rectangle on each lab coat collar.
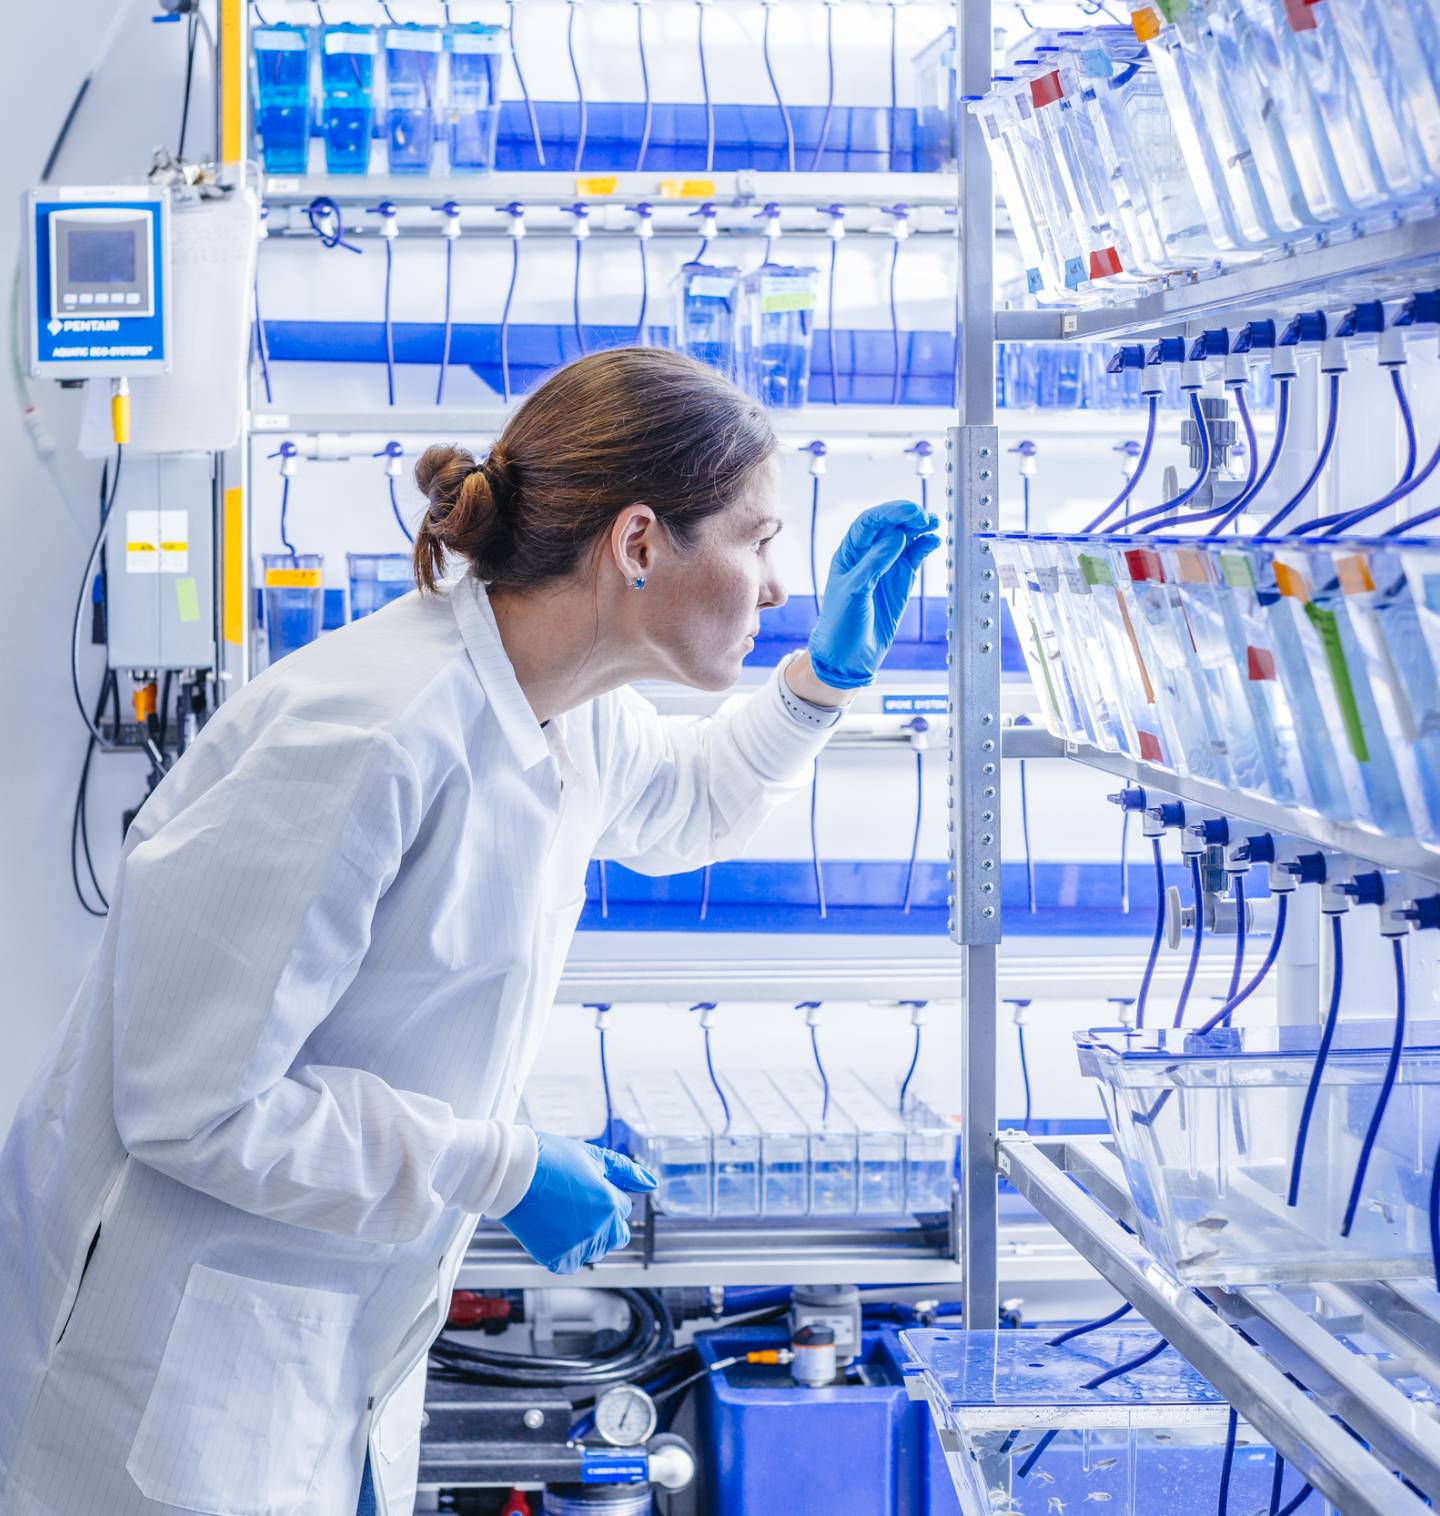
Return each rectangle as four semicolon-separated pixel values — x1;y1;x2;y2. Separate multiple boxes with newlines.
451;577;552;771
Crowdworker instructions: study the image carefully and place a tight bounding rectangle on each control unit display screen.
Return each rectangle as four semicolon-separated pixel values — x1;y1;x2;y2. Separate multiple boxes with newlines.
67;229;137;284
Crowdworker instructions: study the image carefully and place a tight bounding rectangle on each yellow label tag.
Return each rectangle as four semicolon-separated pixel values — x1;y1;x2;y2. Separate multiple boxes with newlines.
1335;554;1375;595
127;541;157;554
658;177;717;199
575;174;619;196
1132;5;1162;40
1174;549;1208;585
160;540;189;553
1272;560;1309;601
223;486;243;646
264;567;323;589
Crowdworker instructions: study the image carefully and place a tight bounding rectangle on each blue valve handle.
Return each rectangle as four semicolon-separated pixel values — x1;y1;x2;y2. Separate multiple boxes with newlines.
807;503;940;691
499;1131;657;1276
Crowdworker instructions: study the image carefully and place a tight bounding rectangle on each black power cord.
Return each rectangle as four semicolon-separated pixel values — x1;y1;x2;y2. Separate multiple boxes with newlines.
71;447;123;747
177;10;199;159
71;669;118;917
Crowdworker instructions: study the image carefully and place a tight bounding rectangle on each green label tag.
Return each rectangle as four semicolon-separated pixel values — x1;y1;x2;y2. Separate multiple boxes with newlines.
1304;602;1369;763
1079;552;1113;587
175;576;200;624
760;291;816;313
1219;552;1254;589
1155;0;1189;18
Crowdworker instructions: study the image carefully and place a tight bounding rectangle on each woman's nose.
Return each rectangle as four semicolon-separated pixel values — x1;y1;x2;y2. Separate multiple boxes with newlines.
759;572;788;612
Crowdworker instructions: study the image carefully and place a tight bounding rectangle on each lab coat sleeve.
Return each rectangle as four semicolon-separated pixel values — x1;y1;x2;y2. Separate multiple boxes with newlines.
594;662;835;875
111;715;538;1244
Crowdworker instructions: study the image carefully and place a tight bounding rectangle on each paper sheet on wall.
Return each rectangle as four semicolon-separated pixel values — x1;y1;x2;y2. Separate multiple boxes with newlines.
80;187;259;457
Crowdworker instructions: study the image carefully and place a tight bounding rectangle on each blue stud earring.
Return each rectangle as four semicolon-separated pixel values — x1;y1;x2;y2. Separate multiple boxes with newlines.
632;576;646;590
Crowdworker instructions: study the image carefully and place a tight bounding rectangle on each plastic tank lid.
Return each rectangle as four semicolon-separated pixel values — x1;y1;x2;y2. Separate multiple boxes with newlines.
1078;1020;1440;1061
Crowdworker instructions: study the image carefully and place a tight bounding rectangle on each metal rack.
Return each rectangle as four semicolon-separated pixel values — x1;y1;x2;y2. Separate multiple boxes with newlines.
948;4;1440;1508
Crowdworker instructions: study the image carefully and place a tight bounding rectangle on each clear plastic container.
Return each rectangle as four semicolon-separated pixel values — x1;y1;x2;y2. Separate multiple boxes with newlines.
863;1075;958;1213
619;1073;711;1218
768;1070;858;1215
901;1326;1290;1516
672;263;740;381
446;23;505;173
262;553;325;663
739;265;817;410
970;88;1063;301
347;552;413;620
722;1072;809;1217
384;24;442;175
518;1075;606;1141
825;1074;907;1215
681;1074;763;1219
320;23;377;175
912;28;957;173
253;25;313;175
1078;1021;1440;1286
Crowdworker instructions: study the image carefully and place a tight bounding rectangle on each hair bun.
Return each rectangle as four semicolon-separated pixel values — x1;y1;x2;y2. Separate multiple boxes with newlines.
481;445;518;510
414;442;476;518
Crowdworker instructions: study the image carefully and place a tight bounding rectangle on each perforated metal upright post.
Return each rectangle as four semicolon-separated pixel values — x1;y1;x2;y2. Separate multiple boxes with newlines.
949;0;999;1332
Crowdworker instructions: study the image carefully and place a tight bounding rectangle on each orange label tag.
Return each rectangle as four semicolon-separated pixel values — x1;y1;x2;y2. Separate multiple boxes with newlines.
658;177;717;199
1272;560;1309;601
1174;549;1208;585
1335;554;1375;595
264;567;323;589
1132;6;1162;41
575;175;619;195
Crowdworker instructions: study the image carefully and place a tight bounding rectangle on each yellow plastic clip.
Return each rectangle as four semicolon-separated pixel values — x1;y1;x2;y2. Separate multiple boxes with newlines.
132;680;157;725
745;1350;784;1365
111;377;132;446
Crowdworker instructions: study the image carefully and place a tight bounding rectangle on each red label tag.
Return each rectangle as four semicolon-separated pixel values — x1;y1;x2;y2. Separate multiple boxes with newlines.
1089;246;1124;280
1246;645;1276;681
1138;730;1163;763
1124;548;1165;583
1282;0;1317;29
1030;70;1064;108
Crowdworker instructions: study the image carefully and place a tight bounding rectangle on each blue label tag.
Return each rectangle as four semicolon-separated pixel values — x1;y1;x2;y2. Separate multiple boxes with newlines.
581;1453;649;1486
1080;46;1113;78
1063;256;1086;289
882;694;949;715
1026;267;1044;294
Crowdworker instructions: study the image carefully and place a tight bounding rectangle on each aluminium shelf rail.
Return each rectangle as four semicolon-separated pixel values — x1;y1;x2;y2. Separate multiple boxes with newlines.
997;1134;1440;1516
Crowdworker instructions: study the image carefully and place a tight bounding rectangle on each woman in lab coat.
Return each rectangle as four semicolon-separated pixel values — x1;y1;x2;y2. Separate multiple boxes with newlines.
0;348;938;1516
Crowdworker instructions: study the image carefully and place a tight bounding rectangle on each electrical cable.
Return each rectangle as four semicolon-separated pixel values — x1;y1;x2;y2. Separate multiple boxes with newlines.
507;0;546;167
1258;371;1341;534
761;5;795;172
499;235;520;403
566;1;587;171
1171;854;1205;1027
826;235;840;405
1217;1407;1238;1516
1287;912;1342;1206
902;747;923;913
898;1022;921;1111
696;0;715;172
1211;376;1293;532
388;477;414;544
1135;836;1165;1029
1106;392;1212;531
1082;395;1157;532
436;236;454;405
71;670;116;917
572;238;587;357
809;1021;831;1121
635;0;652;171
888;238;902;405
811;1;835;170
177;11;199;160
1046;1302;1133;1347
1340;937;1406;1237
70;448;123;750
1195;893;1287;1034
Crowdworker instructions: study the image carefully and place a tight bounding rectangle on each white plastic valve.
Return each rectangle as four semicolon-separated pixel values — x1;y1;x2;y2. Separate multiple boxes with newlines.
885;209;911;242
649;1444;697;1494
375;204;399;241
1223;352;1248;386
440;207;462;240
757;207;782;241
278;449;299;479
380;444;404;479
1014;450;1037;480
593;1005;613;1031
802;441;827;477
1271;346;1298;381
632;209;654;239
569;206;591;240
694;206;718;243
909;443;934;478
1179;359;1204;392
1140;364;1164;396
823;208;846;242
504;207;527;240
1320;335;1348;374
1378;324;1406;367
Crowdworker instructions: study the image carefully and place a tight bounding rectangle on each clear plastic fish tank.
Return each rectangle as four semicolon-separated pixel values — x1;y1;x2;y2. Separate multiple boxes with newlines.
347;552;413;621
253;24;313;175
384;24;442;175
672;263;740;381
262;552;325;663
912;28;957;173
739;265;817;410
1078;1021;1440;1287
900;1326;1311;1516
445;23;505;173
320;23;376;175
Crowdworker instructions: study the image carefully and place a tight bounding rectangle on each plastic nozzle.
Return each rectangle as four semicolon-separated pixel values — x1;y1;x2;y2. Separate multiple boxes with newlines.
1107;786;1148;812
110;377;131;445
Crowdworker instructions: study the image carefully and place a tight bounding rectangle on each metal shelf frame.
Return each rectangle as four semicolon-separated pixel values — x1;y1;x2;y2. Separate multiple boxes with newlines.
996;1135;1440;1516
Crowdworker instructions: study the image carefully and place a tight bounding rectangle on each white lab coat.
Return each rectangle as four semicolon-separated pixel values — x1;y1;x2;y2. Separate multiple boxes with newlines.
0;578;832;1516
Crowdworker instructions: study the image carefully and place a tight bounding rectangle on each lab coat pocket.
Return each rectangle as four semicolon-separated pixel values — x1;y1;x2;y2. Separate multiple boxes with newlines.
127;1263;358;1516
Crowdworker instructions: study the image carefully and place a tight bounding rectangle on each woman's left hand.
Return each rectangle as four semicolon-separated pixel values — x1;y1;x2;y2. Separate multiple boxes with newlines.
807;501;941;691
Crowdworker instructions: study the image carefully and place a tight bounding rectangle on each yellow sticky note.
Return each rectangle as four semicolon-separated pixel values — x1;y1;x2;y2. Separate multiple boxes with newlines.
175;576;201;624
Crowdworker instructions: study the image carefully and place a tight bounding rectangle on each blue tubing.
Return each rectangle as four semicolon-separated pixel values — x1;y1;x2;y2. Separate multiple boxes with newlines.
498;238;520;403
1120;806;1131;913
598;1023;614;1147
1275;1484;1315;1516
1340;937;1406;1237
634;0;652;170
902;749;923;912
703;1024;732;1131
1227;876;1247;1005
810;1022;831;1122
1107;392;1212;530
1135;837;1164;1029
1288;913;1342;1206
1218;1407;1238;1516
1083;394;1157;532
809;473;822;607
279;476;295;555
1171;854;1204;1027
888;239;902;405
254;277;273;404
809;767;827;919
1143;384;1264;536
1196;893;1287;1034
827;238;840;406
382;239;395;407
1267;1454;1287;1516
1018;1339;1169;1479
761;6;795;172
696;0;714;172
1017;1021;1031;1132
566;2;587;170
1213;377;1292;531
1046;1301;1133;1347
635;235;649;343
572;239;586;356
811;2;835;170
1429;1121;1440;1290
1394;367;1417;485
1324;425;1440;536
898;1022;921;1111
1019;759;1035;913
1259;372;1340;534
388;477;413;544
508;0;545;165
436;237;453;405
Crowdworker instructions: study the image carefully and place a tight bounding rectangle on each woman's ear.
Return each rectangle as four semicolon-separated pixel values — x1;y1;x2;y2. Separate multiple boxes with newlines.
610;505;658;582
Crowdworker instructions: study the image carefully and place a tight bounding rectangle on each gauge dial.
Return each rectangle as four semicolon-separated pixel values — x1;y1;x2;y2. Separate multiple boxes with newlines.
594;1383;658;1448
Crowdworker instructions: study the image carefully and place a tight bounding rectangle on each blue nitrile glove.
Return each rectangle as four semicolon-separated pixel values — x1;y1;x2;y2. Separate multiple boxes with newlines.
499;1131;658;1275
807;501;941;690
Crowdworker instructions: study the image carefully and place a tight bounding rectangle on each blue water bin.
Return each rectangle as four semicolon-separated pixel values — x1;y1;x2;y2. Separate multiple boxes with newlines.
446;23;505;173
347;553;414;620
740;264;818;409
263;552;326;663
253;24;313;174
320;24;377;174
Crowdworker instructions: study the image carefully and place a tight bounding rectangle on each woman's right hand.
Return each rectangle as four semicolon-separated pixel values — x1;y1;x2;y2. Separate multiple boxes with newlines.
498;1131;658;1274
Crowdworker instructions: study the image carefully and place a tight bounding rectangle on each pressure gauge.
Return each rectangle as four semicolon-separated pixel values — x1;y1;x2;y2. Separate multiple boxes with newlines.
594;1383;657;1448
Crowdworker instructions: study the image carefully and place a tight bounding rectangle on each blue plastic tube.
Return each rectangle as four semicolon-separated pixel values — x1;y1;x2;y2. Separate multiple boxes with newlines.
1258;372;1340;534
1287;913;1342;1206
1340;938;1406;1237
1082;394;1157;532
